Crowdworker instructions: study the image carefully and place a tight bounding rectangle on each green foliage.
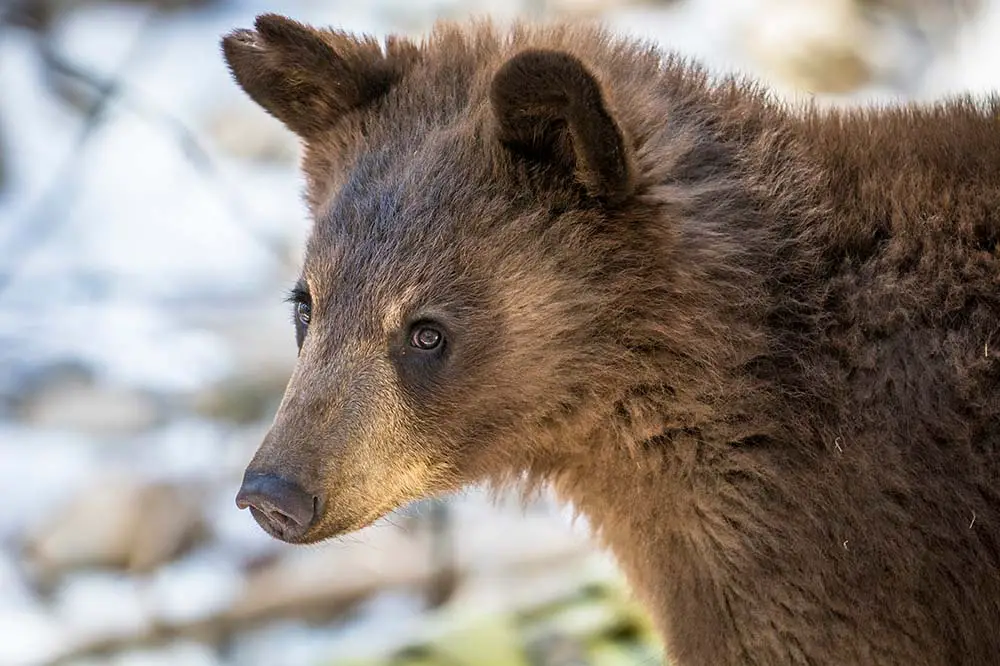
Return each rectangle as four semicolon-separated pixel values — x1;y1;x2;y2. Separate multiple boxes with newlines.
327;582;663;666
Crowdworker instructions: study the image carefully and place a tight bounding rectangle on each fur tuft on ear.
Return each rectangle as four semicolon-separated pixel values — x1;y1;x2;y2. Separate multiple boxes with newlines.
490;49;635;205
221;14;416;137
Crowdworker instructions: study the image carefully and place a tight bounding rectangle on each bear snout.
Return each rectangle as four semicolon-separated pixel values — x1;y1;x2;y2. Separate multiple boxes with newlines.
235;471;318;542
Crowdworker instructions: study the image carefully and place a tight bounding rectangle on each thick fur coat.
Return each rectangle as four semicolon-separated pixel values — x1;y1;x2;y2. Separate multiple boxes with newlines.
223;15;1000;665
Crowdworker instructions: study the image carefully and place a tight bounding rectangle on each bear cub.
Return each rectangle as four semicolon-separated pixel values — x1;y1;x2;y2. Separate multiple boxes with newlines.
224;14;1000;666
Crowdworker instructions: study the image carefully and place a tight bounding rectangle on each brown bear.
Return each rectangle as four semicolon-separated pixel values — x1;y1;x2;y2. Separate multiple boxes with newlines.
223;14;1000;665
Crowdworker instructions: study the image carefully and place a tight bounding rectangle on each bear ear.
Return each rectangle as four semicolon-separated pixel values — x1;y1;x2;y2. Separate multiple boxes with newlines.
221;14;415;138
490;49;635;206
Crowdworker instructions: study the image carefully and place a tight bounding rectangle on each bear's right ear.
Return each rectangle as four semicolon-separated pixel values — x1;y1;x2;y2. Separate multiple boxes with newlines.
490;49;635;206
221;14;416;138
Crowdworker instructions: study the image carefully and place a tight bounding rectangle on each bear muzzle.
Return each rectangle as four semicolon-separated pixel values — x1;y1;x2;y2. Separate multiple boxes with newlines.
235;470;318;542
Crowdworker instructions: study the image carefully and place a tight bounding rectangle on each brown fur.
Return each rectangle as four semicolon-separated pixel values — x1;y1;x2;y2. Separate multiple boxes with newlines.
222;15;1000;665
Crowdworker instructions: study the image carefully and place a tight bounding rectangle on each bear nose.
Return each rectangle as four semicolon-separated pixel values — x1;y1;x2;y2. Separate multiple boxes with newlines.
235;471;317;541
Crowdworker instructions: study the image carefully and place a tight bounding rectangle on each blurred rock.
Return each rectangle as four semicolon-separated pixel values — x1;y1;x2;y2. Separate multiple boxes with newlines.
183;301;297;424
207;106;298;165
228;620;355;666
325;592;428;659
136;419;238;481
192;376;285;425
144;549;243;625
446;557;613;624
451;501;591;574
0;605;71;666
62;642;222;666
741;0;891;94
862;0;980;39
108;642;222;666
0;427;99;541
544;0;636;15
24;476;207;579
229;502;594;628
17;371;162;435
545;0;679;16
185;302;296;428
740;0;978;96
54;571;151;644
1;360;87;412
228;528;433;624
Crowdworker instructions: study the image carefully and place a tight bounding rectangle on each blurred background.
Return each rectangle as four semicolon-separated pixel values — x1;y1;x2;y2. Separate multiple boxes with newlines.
0;0;997;664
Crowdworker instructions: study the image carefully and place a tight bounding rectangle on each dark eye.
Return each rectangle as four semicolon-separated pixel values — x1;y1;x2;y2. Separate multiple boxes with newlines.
285;282;312;351
296;301;311;326
409;324;443;350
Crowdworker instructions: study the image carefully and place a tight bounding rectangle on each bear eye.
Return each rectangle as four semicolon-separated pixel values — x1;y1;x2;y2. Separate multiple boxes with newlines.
409;324;443;350
296;301;311;326
285;282;312;351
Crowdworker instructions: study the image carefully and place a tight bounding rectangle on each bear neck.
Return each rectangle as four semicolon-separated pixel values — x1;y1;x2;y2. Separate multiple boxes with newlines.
536;388;782;660
515;78;834;656
520;135;813;656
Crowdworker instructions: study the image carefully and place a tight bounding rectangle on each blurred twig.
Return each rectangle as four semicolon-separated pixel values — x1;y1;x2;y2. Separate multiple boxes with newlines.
0;7;155;296
37;36;287;254
0;5;287;298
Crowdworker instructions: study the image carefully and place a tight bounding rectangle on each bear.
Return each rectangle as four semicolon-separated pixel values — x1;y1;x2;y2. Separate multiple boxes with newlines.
222;14;1000;665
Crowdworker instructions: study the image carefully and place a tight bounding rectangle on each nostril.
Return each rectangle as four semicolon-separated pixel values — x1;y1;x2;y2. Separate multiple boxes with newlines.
235;472;317;535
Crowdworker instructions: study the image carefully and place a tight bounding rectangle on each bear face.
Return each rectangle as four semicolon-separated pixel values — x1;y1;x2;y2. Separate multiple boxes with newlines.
224;15;675;544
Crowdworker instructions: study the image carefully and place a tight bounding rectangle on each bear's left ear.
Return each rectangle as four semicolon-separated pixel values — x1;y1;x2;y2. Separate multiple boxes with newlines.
221;14;416;138
490;49;635;206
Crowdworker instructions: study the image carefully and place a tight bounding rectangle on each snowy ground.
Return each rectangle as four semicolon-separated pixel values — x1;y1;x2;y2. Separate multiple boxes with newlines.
1;0;998;665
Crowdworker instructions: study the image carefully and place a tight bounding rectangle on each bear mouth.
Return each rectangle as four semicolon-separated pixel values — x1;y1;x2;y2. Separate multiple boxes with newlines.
250;502;389;545
247;497;320;544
